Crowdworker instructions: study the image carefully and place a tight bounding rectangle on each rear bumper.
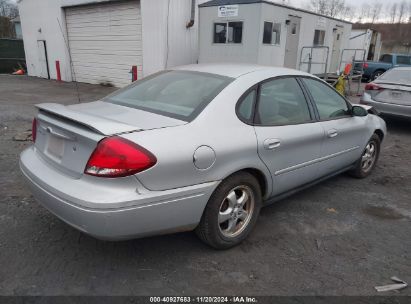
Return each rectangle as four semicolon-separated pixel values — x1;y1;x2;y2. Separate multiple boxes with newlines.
360;93;411;118
20;147;219;240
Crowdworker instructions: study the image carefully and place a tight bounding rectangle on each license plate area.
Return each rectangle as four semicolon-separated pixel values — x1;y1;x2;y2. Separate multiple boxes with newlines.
46;135;65;160
390;91;403;99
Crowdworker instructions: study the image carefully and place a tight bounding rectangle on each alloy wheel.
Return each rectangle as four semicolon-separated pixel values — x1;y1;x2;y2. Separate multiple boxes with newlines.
361;142;377;173
218;185;255;238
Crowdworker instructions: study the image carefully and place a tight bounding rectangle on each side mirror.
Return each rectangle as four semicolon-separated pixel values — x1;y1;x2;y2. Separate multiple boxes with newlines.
352;105;368;117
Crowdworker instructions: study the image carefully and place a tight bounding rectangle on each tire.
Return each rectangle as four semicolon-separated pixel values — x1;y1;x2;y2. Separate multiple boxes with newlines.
195;172;262;249
371;70;385;81
349;134;381;179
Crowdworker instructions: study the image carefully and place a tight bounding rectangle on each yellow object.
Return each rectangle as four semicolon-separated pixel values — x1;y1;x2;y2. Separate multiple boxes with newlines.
335;74;345;96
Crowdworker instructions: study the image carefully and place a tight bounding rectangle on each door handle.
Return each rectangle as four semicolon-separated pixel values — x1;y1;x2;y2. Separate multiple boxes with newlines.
327;129;338;138
263;138;281;150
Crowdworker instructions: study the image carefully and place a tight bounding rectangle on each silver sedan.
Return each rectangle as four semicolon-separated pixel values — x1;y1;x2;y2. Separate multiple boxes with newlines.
361;67;411;118
20;64;386;249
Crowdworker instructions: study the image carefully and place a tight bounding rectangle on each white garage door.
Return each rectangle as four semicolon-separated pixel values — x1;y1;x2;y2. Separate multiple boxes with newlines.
65;1;142;87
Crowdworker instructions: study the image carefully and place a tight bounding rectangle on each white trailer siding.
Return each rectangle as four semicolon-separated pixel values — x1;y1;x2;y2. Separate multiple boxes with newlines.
18;0;203;86
141;0;209;77
65;1;142;87
199;1;352;75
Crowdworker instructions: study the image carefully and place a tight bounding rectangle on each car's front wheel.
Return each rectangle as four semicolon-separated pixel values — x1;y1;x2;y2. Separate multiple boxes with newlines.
349;134;381;178
196;172;261;249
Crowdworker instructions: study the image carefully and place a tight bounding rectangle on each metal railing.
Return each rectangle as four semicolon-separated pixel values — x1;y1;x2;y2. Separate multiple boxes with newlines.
299;46;329;77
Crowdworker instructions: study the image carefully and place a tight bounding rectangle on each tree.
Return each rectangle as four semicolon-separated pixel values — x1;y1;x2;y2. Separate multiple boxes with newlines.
310;0;328;15
390;3;398;24
0;0;18;18
397;0;407;23
309;0;348;18
340;5;354;22
358;3;371;23
370;2;382;24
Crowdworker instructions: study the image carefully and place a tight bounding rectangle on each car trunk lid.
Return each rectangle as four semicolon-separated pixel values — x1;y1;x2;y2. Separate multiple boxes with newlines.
371;83;411;106
34;101;186;178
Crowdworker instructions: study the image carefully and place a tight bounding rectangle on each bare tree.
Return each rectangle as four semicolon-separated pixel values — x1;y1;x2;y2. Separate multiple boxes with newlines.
310;0;328;15
370;2;383;24
340;5;354;22
310;0;348;18
390;3;398;23
0;0;18;18
397;0;407;23
358;3;371;23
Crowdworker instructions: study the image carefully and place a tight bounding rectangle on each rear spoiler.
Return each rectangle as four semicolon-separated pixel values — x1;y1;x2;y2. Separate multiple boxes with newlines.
36;103;142;136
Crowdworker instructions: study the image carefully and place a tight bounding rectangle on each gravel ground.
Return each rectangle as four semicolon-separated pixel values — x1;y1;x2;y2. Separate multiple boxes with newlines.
0;75;410;296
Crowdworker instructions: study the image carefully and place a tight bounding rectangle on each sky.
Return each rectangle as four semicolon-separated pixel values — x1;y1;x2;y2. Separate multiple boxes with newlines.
288;0;411;7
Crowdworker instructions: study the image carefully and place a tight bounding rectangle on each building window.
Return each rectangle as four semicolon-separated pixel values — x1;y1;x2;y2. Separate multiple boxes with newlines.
213;21;243;44
214;23;227;43
291;23;297;35
262;22;281;45
313;30;325;46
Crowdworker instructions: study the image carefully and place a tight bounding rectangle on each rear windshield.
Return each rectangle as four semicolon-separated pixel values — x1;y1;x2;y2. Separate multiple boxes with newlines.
378;69;411;85
104;70;233;121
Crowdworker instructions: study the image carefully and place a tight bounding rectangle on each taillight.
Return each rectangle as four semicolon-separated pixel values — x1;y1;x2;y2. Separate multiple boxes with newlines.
84;137;156;178
32;118;37;142
363;63;369;69
365;83;382;91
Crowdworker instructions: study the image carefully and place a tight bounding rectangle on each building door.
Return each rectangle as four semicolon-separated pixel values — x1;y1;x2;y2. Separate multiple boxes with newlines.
37;40;50;79
65;1;142;87
284;16;301;69
330;26;344;73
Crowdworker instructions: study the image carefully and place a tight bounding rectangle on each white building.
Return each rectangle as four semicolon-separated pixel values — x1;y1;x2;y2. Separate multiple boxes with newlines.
18;0;207;87
348;29;382;62
198;0;352;75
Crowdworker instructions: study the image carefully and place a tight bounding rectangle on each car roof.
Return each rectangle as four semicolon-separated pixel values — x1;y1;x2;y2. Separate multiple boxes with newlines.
172;63;313;79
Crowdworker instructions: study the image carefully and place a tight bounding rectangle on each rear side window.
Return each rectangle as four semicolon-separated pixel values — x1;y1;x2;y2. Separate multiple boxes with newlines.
397;56;411;65
257;78;312;125
237;89;256;122
302;78;350;120
380;54;392;63
104;71;232;121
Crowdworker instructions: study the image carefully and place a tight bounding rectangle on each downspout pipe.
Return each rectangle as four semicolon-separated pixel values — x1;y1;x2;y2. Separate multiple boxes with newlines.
186;0;195;28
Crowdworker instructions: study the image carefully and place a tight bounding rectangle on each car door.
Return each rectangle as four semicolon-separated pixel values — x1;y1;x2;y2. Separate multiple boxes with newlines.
252;77;325;196
301;77;369;176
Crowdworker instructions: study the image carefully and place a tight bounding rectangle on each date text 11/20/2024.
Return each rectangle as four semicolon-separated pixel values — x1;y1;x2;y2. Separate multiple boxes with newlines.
150;297;258;303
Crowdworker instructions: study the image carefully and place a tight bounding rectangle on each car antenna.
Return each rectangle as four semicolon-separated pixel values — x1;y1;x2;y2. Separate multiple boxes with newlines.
57;18;81;104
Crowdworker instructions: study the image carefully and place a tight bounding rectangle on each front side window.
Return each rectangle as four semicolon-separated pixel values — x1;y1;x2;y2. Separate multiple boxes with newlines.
302;78;349;120
313;30;325;46
257;78;312;125
214;21;243;44
262;22;281;45
104;71;233;121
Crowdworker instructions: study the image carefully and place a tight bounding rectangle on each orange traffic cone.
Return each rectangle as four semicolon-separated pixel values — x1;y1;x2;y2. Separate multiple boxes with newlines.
12;69;25;75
